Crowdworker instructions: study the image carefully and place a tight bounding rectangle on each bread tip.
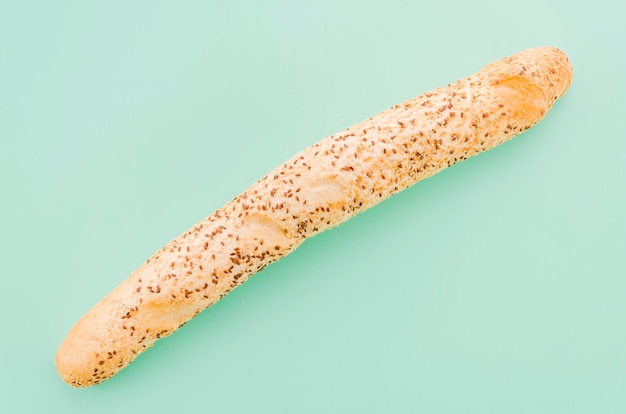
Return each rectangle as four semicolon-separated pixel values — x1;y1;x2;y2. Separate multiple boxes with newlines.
528;45;573;98
55;308;117;388
56;334;89;388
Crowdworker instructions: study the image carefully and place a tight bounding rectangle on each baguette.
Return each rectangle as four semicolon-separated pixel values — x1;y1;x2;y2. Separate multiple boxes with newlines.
56;46;572;387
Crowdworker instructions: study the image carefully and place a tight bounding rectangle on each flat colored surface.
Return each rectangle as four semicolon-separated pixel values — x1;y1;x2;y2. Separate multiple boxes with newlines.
1;1;625;412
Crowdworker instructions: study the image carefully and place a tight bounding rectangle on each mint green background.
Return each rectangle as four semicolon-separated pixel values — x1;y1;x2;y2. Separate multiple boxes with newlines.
1;0;625;412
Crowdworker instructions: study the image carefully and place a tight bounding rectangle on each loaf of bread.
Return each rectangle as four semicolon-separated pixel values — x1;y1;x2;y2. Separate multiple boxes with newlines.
56;46;572;387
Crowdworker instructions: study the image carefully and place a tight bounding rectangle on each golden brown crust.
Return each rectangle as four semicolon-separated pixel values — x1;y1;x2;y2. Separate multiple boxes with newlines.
56;46;572;387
